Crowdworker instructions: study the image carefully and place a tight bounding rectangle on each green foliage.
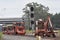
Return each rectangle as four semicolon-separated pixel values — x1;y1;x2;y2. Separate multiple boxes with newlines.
23;2;51;21
0;32;3;40
52;13;60;28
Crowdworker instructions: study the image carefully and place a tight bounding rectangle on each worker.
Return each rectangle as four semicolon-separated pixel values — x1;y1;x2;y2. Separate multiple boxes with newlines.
38;19;44;29
35;19;44;36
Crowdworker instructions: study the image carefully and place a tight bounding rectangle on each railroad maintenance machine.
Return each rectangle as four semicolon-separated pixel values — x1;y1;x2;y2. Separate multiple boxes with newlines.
2;22;26;35
35;16;56;37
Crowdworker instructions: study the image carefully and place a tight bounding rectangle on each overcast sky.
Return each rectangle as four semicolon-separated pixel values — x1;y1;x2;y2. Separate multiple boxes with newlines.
0;0;60;18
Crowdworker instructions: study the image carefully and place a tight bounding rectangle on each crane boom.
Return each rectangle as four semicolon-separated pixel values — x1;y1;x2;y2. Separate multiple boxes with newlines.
48;16;53;27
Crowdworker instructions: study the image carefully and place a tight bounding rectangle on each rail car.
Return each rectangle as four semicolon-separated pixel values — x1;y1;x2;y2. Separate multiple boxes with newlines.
2;22;26;35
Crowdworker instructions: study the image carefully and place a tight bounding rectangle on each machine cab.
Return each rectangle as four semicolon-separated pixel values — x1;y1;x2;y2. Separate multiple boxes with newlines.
14;22;26;35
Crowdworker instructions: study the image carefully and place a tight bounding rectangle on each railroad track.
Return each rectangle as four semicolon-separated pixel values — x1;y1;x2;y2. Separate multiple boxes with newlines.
3;34;36;40
2;32;60;40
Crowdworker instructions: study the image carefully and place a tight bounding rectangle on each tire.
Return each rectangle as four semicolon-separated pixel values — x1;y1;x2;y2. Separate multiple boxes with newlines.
52;34;56;38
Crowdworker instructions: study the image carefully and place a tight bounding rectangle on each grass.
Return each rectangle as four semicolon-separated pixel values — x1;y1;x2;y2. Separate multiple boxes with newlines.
58;30;60;32
58;30;60;34
0;32;3;40
26;30;33;33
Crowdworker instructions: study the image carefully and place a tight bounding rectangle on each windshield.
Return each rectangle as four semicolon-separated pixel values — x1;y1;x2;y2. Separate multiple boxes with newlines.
15;23;24;26
8;26;14;30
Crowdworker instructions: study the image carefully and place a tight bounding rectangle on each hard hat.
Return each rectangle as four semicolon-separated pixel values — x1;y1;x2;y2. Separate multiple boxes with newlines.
38;19;43;21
